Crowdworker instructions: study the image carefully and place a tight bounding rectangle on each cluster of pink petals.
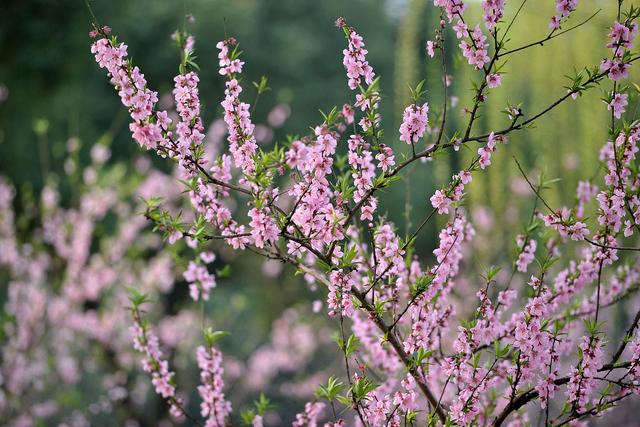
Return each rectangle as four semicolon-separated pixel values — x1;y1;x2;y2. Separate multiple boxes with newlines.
183;260;217;301
599;128;640;237
173;71;205;166
189;175;251;250
542;208;590;241
485;73;502;89
341;28;375;90
404;213;473;354
576;180;598;218
448;282;501;425
374;224;406;279
512;278;556;395
360;389;394;425
355;92;381;133
459;24;490;70
427;40;439;58
91;38;166;151
284;125;345;256
478;132;506;169
130;321;184;418
352;313;402;374
433;0;467;22
216;38;244;76
430;169;472;215
248;207;279;249
481;0;505;30
347;134;378;221
549;0;578;30
608;92;628;119
375;144;395;172
515;235;537;272
217;40;258;178
340;103;355;125
196;345;232;427
85;16;640;427
600;20;638;81
327;270;355;317
628;337;640;383
292;401;325;427
399;103;429;144
567;336;604;411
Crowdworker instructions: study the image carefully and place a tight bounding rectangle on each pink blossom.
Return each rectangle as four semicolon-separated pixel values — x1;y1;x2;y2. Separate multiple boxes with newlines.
482;0;505;30
608;92;628;119
341;28;375;90
399;103;429;144
248;208;279;248
327;270;355;317
486;73;502;88
196;344;232;426
426;40;437;58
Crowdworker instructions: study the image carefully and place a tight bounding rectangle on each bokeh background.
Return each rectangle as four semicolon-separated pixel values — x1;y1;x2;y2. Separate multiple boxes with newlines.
1;0;639;425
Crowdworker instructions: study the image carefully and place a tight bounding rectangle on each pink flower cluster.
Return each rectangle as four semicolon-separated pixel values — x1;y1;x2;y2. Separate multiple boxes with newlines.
341;25;375;90
430;169;472;215
347;134;378;221
458;24;490;70
218;39;258;178
549;0;578;30
327;270;355;317
567;336;604;411
248;207;279;249
189;176;251;250
576;180;598;218
512;278;555;384
352;313;402;375
196;344;232;427
404;213;472;354
542;208;590;241
216;38;244;76
173;72;205;165
374;224;406;279
91;38;166;151
478;132;506;169
399;103;429;144
597;127;640;237
485;73;502;89
355;91;381;133
375;144;395;172
292;401;325;427
434;0;467;22
608;92;628;119
481;0;505;31
284;125;345;255
628;337;640;383
600;19;638;81
131;321;184;418
183;260;217;301
515;235;537;272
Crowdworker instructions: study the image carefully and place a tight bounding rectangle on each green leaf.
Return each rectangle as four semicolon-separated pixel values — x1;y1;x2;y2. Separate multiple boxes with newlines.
203;328;230;346
252;76;271;95
351;376;377;401
240;409;256;425
127;288;149;307
315;376;346;401
345;334;360;357
216;265;232;279
254;393;274;416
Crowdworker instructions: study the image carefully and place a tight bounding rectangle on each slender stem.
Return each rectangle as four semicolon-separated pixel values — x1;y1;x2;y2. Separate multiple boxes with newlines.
497;9;602;58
